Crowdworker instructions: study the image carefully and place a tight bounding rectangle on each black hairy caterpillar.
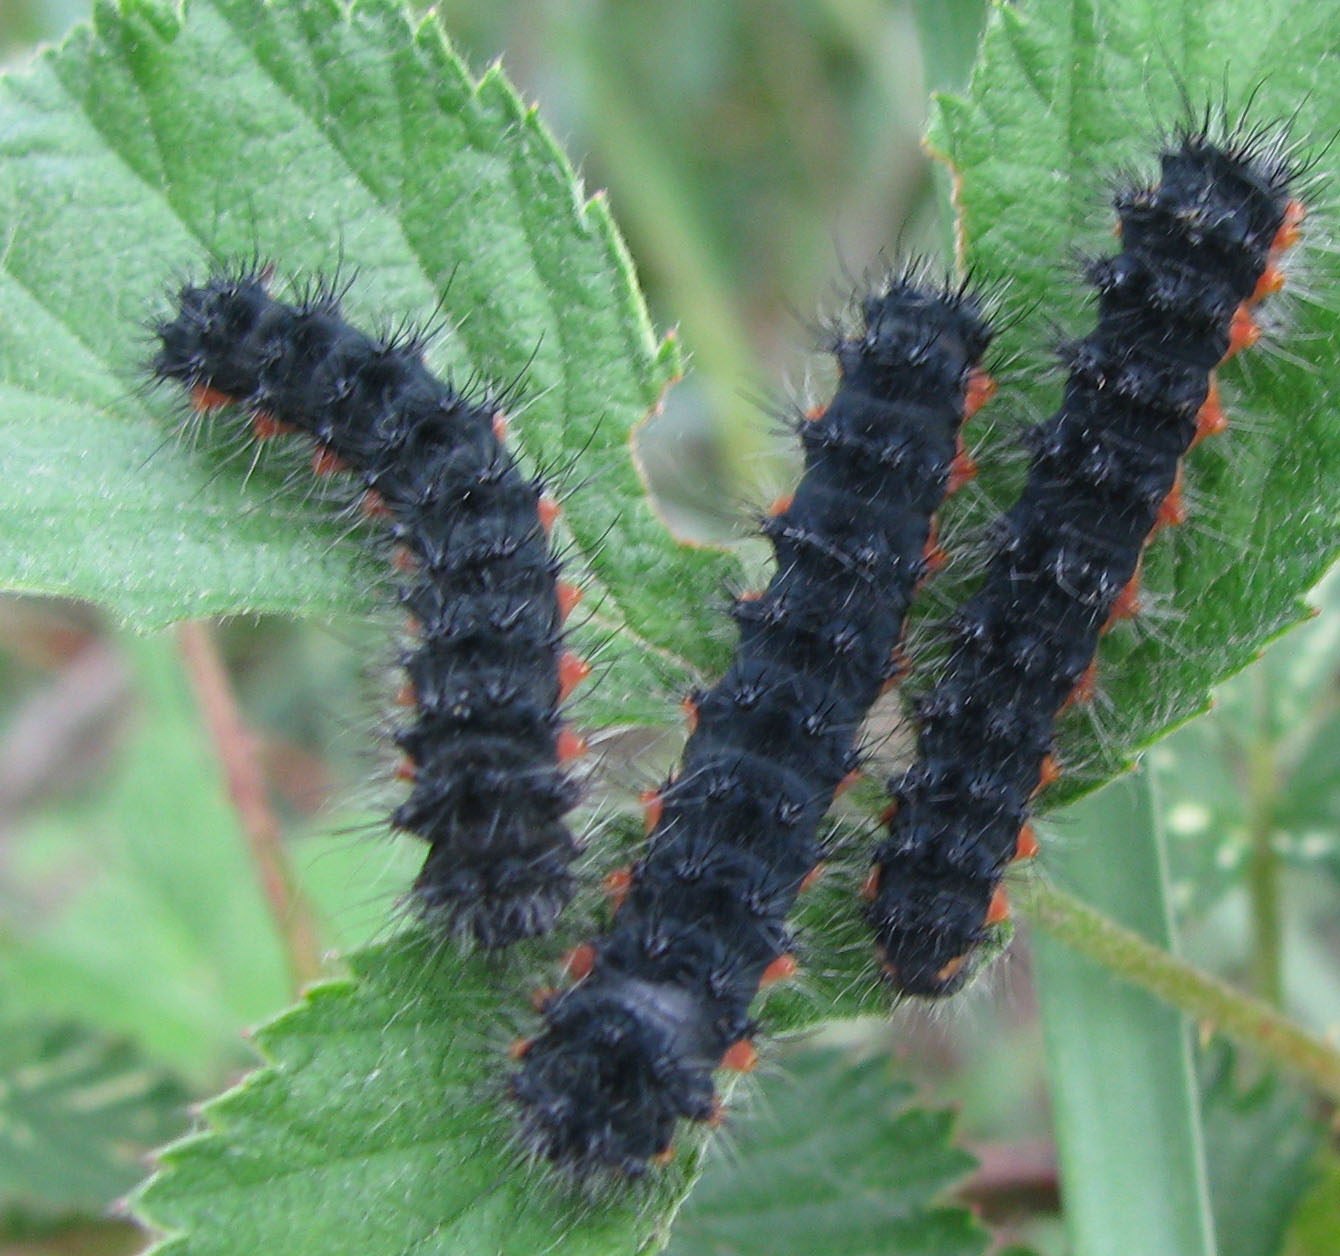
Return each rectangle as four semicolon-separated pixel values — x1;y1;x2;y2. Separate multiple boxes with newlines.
510;270;996;1176
151;269;592;947
867;124;1305;996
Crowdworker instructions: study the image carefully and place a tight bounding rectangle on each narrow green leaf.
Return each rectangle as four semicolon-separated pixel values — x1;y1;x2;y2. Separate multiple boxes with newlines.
1033;771;1216;1256
0;1019;190;1219
668;1049;988;1256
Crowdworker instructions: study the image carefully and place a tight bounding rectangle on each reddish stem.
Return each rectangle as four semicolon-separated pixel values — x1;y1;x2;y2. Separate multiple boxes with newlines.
176;621;323;989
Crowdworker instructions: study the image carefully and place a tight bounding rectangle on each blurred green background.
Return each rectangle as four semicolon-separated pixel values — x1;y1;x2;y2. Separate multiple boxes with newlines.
2;2;1338;1254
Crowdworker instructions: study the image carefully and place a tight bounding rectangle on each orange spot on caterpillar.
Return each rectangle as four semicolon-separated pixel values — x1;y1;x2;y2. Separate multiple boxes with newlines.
394;681;415;707
934;953;970;985
403;615;420;638
964;368;996;419
986;884;1010;925
947;439;978;495
767;493;794;518
735;588;763;603
651;1144;676;1168
834;768;861;797
557;727;587;762
881;642;910;693
360;488;391;519
860;866;880;901
558;651;591;700
492;412;509;442
1155;468;1187;531
251;411;285;441
537;494;561;534
508;1037;533;1060
1015;823;1040;861
1034;755;1061;795
706;1097;725;1127
680;694;699;734
1104;569;1143;629
1225;305;1260;359
392;545;417;573
1273;199;1305;251
1061;659;1099;711
804;404;827;422
529;986;557;1013
800;862;825;892
394;757;416;782
721;1040;757;1073
878;799;898;826
556;581;583;619
190;385;233;412
1191;376;1227;448
1251;263;1285;303
639;788;663;835
760;954;798;986
311;446;346;477
563;943;596;981
921;521;949;576
602;866;632;910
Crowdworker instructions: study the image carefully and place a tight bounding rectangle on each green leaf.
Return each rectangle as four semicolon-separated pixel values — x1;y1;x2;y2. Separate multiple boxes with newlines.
134;935;701;1256
1033;772;1216;1256
0;1019;190;1220
0;0;738;726
668;1048;988;1256
1200;1041;1323;1256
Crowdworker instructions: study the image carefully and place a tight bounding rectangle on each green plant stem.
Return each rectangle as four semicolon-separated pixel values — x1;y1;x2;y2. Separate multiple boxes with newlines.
1246;666;1285;1007
1018;877;1340;1104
